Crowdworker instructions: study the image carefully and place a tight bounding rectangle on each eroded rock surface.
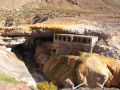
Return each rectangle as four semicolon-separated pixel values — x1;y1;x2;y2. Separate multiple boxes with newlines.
0;48;36;88
94;34;120;60
34;42;120;89
0;81;31;90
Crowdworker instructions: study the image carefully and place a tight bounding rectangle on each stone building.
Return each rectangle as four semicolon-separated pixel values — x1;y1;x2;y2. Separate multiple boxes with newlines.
53;34;98;53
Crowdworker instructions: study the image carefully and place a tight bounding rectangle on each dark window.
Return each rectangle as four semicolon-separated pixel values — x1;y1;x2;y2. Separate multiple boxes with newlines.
67;37;71;42
73;36;78;42
87;39;91;44
55;35;58;40
79;38;81;43
63;36;66;41
82;38;87;43
59;36;62;40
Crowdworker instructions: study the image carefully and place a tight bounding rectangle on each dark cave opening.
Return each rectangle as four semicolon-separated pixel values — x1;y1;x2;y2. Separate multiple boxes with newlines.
11;37;53;82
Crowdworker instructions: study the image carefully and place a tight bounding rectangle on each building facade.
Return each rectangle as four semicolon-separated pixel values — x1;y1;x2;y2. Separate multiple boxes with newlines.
54;34;98;53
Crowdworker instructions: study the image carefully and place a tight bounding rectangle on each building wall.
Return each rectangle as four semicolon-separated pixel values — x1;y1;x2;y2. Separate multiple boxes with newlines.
53;34;98;53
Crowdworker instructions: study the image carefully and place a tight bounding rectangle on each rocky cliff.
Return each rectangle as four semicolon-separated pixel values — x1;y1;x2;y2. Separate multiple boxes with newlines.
34;42;120;89
0;48;36;89
0;0;120;90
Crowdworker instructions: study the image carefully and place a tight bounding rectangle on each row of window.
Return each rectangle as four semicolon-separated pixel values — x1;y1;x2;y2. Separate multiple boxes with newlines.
54;35;92;44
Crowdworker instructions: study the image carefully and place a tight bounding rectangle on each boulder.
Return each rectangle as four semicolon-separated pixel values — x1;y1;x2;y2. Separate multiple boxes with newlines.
0;48;36;88
76;54;112;88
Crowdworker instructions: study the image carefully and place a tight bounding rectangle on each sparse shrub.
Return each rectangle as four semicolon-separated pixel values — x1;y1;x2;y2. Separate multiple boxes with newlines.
37;82;58;90
0;73;20;84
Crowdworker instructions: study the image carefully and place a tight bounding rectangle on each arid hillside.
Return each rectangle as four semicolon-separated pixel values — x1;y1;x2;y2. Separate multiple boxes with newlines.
66;0;120;13
0;0;120;13
0;0;120;26
0;0;120;90
0;0;41;9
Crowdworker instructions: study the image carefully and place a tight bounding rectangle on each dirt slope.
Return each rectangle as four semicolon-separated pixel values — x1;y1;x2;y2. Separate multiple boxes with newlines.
0;0;120;13
0;0;41;9
66;0;120;13
0;0;120;26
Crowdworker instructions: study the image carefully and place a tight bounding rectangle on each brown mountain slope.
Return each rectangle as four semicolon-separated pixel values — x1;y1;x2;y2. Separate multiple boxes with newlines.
66;0;120;13
0;0;120;13
0;0;41;9
0;0;120;26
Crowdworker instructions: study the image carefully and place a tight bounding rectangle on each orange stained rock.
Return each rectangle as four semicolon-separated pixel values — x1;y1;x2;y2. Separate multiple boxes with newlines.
35;41;120;88
95;54;120;87
0;21;98;36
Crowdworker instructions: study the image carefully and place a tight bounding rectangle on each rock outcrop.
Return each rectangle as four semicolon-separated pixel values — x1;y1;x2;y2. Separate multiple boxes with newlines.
34;42;120;88
0;48;36;88
0;27;31;36
94;34;120;60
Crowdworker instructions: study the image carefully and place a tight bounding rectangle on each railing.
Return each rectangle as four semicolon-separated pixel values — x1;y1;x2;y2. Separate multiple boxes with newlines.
54;34;98;45
54;34;98;53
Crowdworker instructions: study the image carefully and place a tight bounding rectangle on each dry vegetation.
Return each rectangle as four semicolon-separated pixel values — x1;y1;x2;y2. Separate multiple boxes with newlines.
0;0;119;26
0;73;20;84
0;2;82;26
37;82;58;90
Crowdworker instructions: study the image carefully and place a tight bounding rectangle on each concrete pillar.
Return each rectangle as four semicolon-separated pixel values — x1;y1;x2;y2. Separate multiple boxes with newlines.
90;45;93;53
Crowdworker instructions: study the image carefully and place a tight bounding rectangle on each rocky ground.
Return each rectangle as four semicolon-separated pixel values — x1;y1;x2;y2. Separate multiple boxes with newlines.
0;0;120;90
0;81;31;90
33;41;120;88
0;20;119;90
0;0;120;26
